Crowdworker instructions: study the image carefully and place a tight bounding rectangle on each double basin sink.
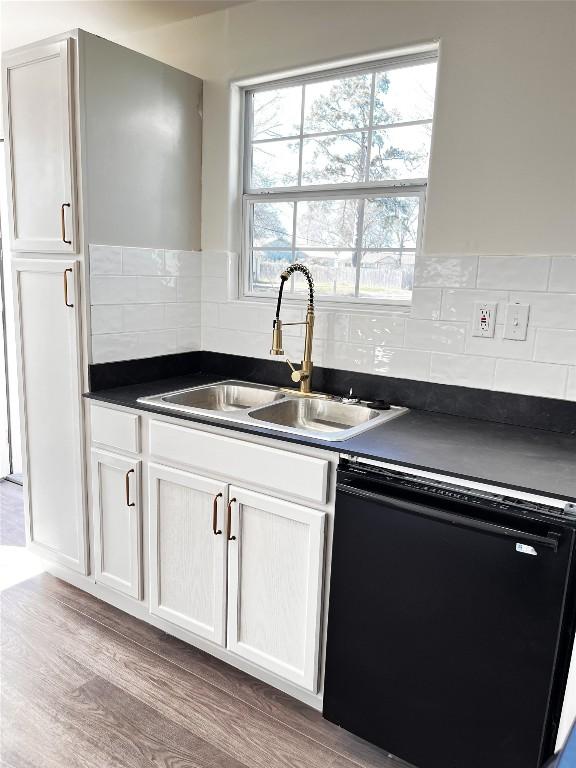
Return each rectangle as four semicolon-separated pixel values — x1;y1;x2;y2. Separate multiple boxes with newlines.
138;380;407;441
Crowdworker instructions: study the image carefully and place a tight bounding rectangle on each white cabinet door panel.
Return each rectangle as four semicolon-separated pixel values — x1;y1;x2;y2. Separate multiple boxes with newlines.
149;464;227;646
227;486;325;692
3;39;77;252
14;258;87;572
91;450;142;599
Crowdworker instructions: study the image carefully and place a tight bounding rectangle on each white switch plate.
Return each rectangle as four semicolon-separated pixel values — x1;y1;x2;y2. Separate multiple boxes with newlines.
503;302;530;340
472;301;497;337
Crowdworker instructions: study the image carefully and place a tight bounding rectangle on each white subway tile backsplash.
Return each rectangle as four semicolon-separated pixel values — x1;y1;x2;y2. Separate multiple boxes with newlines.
312;311;349;341
91;276;138;305
90;246;576;400
165;302;201;328
165;250;202;276
509;292;576;329
123;304;165;332
324;341;374;373
177;277;202;302
405;320;466;353
92;333;138;364
349;314;405;347
202;276;227;302
534;328;576;365
566;368;576;401
135;330;178;358
137;276;177;303
202;251;229;278
91;305;123;335
89;245;122;275
430;353;496;388
477;256;550;290
411;288;442;320
176;327;202;352
414;256;477;288
494;359;567;399
549;257;576;293
464;324;536;360
122;247;164;275
441;289;508;322
202;302;219;328
373;347;431;380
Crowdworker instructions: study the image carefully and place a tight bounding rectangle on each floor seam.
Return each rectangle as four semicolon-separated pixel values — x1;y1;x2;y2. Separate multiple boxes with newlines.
44;588;382;768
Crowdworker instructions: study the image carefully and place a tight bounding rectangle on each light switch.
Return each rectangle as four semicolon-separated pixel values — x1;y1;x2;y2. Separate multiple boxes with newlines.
503;302;530;340
472;302;497;337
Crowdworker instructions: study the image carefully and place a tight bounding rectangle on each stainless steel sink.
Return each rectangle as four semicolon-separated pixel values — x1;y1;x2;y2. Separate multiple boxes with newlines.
138;380;407;441
250;397;406;440
158;381;283;412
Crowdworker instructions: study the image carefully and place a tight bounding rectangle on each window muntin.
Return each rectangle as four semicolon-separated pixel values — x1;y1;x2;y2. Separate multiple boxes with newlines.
243;56;437;304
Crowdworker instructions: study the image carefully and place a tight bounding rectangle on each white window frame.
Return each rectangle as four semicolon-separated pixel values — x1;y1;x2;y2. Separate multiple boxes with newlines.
240;50;438;309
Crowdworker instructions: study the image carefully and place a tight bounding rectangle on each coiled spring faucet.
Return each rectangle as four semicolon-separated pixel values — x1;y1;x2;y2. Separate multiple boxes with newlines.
270;263;315;394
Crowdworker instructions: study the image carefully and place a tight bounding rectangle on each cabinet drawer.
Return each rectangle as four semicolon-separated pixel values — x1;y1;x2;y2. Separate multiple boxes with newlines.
91;404;140;453
149;420;329;505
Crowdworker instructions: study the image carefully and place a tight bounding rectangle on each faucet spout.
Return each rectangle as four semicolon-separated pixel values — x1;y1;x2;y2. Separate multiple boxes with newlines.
271;264;315;394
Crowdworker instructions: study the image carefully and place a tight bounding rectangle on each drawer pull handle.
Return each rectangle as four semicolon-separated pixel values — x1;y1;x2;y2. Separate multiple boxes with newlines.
125;469;135;507
64;268;73;307
212;492;223;535
227;498;237;541
61;203;71;244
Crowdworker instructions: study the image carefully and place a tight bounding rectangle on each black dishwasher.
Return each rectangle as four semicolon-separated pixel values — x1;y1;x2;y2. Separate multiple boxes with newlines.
323;459;576;768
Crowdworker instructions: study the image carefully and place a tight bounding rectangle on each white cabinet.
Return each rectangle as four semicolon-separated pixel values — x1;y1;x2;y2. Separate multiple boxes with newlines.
148;457;326;692
149;463;228;646
226;486;325;692
91;450;142;599
14;258;87;572
3;39;77;253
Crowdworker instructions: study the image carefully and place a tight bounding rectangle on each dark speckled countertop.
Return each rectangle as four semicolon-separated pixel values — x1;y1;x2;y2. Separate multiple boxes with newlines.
84;373;576;502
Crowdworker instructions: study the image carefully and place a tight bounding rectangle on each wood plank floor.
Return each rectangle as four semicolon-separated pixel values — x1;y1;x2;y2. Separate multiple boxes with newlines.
0;573;409;768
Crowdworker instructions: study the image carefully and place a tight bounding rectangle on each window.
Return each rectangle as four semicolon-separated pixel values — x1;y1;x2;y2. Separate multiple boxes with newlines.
242;53;437;305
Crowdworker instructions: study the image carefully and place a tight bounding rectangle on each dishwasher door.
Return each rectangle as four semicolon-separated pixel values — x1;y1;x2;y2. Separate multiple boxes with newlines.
323;480;576;768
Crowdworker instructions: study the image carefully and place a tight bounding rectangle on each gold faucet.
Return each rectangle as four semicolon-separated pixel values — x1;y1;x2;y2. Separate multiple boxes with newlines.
270;263;315;394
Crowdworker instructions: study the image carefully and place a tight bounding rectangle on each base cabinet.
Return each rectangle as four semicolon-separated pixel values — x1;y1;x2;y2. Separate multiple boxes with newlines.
148;464;228;646
227;486;326;692
91;450;142;599
147;461;326;693
15;258;87;573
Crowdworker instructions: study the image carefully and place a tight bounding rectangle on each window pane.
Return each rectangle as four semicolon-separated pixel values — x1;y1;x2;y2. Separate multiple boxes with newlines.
294;250;357;296
252;201;294;248
369;124;432;181
252;250;293;291
252;86;302;140
251;140;299;189
359;250;415;300
373;62;437;125
296;198;359;249
303;74;372;133
363;196;420;249
301;132;367;186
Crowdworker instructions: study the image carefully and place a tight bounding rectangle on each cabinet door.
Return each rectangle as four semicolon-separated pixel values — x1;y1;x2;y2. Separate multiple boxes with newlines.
3;38;77;252
149;464;228;646
227;486;325;692
91;450;142;599
14;258;87;573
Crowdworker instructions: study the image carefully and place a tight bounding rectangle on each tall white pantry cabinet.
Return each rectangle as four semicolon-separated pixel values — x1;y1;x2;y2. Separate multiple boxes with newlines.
2;30;203;572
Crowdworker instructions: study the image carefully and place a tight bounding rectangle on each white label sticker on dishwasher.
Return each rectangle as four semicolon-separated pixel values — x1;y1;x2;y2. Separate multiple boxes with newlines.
516;543;538;556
